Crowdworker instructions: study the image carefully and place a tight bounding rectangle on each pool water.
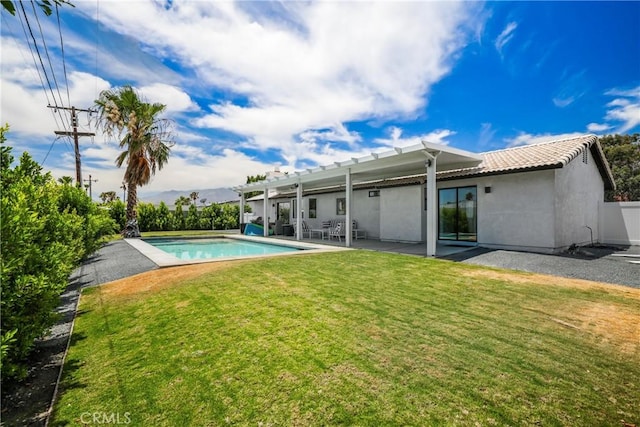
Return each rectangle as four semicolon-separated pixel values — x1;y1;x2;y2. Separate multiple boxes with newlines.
145;238;303;260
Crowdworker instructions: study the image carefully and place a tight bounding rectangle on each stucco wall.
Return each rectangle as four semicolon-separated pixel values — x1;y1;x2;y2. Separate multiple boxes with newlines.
553;148;604;248
599;201;640;245
288;190;381;238
380;186;422;242
439;170;557;251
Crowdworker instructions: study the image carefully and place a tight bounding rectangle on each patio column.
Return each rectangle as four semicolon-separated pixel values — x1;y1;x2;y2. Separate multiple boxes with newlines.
424;151;439;257
296;183;302;240
239;191;245;231
345;168;352;247
263;187;269;237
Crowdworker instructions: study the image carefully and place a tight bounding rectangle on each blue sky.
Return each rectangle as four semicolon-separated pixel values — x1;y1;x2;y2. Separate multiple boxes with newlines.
1;1;639;198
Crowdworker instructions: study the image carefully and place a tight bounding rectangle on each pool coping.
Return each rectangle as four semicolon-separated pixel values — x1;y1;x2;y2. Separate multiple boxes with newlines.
124;234;350;267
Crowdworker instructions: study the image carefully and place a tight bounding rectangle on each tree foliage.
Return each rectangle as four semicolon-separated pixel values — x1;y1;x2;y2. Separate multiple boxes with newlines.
599;134;640;201
1;0;74;16
94;86;174;226
99;191;117;203
1;127;116;381
244;174;267;199
174;195;191;207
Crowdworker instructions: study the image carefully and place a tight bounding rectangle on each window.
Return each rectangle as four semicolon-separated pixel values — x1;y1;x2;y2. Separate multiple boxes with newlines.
369;190;380;197
438;186;477;242
309;198;317;218
336;197;346;215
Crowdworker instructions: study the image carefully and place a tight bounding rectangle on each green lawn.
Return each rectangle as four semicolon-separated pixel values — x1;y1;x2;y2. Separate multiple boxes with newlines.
52;251;639;426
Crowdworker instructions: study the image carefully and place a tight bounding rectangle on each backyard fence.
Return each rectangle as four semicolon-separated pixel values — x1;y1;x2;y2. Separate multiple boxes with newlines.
599;201;640;246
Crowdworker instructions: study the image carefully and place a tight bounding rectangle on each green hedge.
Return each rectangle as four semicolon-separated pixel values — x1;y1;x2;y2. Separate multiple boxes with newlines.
0;127;117;382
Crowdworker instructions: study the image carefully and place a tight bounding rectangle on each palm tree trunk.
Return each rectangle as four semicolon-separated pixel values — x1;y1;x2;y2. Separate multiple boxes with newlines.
126;182;137;221
122;182;141;237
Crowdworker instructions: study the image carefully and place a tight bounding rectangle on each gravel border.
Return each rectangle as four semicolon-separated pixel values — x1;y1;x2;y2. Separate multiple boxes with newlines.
441;245;640;289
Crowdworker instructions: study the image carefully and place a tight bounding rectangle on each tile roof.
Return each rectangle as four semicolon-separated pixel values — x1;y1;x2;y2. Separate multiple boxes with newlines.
259;134;615;199
437;134;615;189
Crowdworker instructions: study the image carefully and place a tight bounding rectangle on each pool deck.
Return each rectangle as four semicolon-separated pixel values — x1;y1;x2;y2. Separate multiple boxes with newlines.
125;234;350;267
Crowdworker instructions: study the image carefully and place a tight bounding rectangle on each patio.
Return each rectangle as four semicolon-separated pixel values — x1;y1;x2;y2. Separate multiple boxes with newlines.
272;234;475;257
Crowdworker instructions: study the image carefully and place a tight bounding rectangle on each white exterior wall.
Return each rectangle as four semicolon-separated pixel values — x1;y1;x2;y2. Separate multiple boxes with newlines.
599;202;640;245
246;199;277;223
292;190;381;238
380;186;422;242
352;189;381;239
553;148;604;248
439;170;557;252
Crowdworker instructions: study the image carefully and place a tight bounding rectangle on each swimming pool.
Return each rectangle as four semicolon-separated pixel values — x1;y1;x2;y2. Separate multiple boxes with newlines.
147;237;303;260
124;235;344;267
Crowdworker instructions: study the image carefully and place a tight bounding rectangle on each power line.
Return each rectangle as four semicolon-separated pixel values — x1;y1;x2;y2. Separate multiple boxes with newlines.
15;2;71;135
31;1;65;110
41;135;67;165
55;3;71;108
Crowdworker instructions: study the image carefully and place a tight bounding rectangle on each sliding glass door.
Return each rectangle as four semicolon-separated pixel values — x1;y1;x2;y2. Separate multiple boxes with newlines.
438;186;477;242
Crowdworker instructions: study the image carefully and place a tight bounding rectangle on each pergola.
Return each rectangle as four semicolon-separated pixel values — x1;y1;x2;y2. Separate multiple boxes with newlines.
233;141;482;256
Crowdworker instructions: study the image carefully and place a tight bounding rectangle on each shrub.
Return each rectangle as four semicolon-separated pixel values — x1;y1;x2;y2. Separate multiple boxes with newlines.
185;204;200;230
137;202;157;232
107;199;126;231
157;201;171;231
0;127;115;382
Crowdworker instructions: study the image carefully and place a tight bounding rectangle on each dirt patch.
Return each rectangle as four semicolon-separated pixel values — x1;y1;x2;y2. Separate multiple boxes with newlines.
459;268;640;355
576;303;640;355
98;261;247;299
458;268;640;300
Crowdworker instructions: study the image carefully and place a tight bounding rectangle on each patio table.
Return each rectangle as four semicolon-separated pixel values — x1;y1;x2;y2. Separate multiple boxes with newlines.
311;228;328;239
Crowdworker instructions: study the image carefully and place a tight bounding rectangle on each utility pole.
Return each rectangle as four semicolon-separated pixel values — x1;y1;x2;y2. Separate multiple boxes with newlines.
84;174;98;200
49;105;95;187
120;181;127;203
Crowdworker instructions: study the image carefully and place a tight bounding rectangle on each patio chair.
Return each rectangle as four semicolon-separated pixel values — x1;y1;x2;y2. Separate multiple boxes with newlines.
294;220;312;238
329;221;346;241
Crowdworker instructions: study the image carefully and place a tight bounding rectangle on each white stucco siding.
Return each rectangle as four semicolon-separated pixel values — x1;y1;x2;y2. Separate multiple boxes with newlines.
554;148;604;248
439;171;557;251
380;186;422;242
301;190;381;237
352;190;381;239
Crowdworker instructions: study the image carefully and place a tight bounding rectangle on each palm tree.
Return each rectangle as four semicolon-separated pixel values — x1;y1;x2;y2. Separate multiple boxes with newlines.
57;176;73;186
190;191;199;205
175;195;191;207
94;86;173;236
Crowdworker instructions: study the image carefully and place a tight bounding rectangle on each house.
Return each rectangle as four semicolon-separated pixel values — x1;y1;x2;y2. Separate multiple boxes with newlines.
234;134;615;254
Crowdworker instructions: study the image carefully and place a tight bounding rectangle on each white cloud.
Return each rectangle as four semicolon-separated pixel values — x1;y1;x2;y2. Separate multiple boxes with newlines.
495;22;517;55
375;127;454;148
552;69;587;109
138;83;200;114
586;123;611;133
75;0;481;165
603;86;640;132
505;132;585;148
53;141;274;199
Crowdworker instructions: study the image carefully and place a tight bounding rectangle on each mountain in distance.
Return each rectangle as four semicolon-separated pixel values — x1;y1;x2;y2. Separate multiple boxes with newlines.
139;188;240;206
